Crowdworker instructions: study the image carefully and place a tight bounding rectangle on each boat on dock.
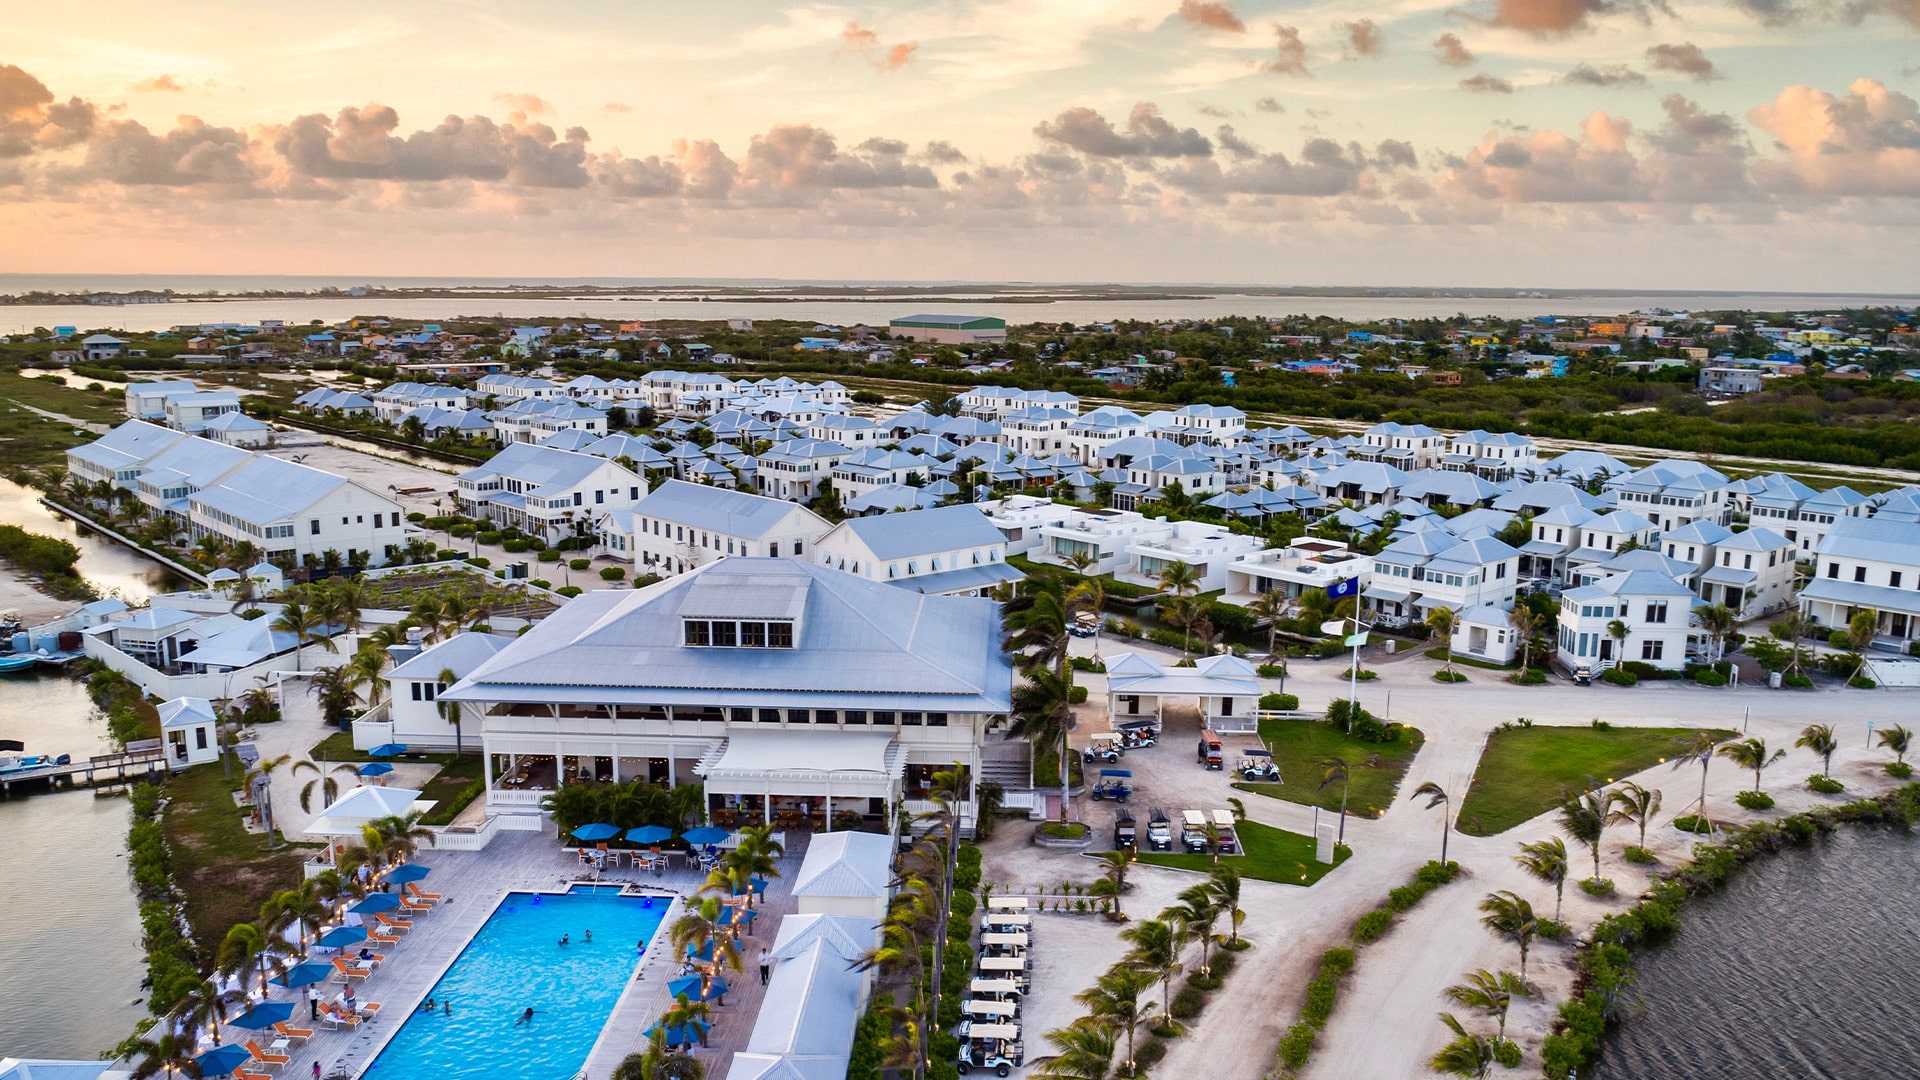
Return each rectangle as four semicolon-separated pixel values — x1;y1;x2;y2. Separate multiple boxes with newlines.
0;654;37;674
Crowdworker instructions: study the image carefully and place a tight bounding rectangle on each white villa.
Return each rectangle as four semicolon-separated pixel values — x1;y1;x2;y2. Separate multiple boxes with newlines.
1105;652;1261;735
353;630;517;754
1032;507;1176;576
456;443;646;545
1114;519;1264;593
1223;538;1371;606
441;559;1014;834
603;480;829;576
1556;570;1698;672
812;505;1022;597
1799;517;1920;648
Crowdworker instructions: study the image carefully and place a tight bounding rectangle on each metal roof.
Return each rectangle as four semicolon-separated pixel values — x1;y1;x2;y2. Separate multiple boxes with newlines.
790;830;893;899
1815;517;1920;563
191;455;350;523
634;479;828;540
387;631;515;681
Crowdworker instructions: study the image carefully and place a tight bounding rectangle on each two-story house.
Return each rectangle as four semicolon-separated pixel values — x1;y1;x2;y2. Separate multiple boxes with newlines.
1356;421;1448;470
1065;406;1149;466
1223;538;1371;607
456;443;646;544
1604;460;1733;533
604;479;830;576
758;439;853;503
1033;507;1176;577
1116;520;1265;594
1364;533;1520;626
1441;430;1539;482
1556;570;1697;672
812;505;1022;597
1798;517;1920;647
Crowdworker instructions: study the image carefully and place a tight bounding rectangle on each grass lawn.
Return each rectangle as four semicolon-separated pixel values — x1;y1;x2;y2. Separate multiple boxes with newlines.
1231;718;1425;818
1134;820;1352;886
419;755;486;826
162;758;309;958
0;371;123;473
1456;725;1737;836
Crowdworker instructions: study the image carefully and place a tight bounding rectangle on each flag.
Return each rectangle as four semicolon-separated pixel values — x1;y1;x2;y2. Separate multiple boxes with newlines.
1327;576;1360;601
1344;632;1370;648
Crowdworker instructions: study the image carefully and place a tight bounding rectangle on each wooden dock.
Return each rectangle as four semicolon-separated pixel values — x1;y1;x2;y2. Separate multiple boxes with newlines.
0;738;168;797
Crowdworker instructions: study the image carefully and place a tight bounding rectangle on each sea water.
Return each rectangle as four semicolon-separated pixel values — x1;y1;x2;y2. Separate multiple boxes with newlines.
360;886;670;1080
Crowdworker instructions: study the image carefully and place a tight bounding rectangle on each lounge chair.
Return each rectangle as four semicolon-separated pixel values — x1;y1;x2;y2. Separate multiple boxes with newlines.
399;894;432;913
331;957;373;981
236;1071;274;1080
320;1004;362;1028
367;930;402;947
357;1001;382;1017
243;1040;290;1070
374;913;413;932
271;1021;313;1043
405;882;442;903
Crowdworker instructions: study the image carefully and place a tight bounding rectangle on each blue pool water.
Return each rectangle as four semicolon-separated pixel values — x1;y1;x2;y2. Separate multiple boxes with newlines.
362;886;669;1080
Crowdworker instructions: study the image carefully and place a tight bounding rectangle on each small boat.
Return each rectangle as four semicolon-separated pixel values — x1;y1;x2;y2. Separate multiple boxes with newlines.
0;752;68;775
0;654;38;674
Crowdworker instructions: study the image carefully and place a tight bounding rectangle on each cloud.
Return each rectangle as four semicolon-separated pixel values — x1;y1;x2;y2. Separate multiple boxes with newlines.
80;116;254;187
921;140;968;164
1254;96;1286;113
493;93;553;117
1177;1;1247;32
1160;137;1371;197
1563;64;1648;87
134;75;187;93
1484;0;1660;37
841;21;918;70
1749;78;1920;196
1215;124;1259;159
1341;19;1385;59
602;102;633;114
741;125;939;190
0;62;97;158
1433;33;1476;68
1726;0;1920;31
1034;102;1213;158
275;105;592;187
1645;43;1719;81
1264;25;1311;77
1375;139;1419;169
1196;103;1231;118
1461;73;1517;93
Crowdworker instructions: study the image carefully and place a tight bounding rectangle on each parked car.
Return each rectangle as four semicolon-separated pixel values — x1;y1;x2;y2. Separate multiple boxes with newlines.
957;1020;1023;1077
1212;809;1239;855
1146;807;1173;851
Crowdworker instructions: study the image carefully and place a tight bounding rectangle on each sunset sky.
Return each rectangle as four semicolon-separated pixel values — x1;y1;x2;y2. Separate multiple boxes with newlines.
4;0;1919;289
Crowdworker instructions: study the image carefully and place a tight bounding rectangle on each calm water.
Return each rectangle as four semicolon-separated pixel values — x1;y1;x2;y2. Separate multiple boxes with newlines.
362;886;670;1080
1593;826;1920;1080
0;672;147;1058
0;477;189;604
3;290;1916;334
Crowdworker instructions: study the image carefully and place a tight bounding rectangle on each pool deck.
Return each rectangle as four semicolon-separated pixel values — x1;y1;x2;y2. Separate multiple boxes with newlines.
240;826;807;1080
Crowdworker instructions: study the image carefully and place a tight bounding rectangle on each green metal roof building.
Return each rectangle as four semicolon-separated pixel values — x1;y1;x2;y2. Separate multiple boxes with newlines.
888;314;1008;343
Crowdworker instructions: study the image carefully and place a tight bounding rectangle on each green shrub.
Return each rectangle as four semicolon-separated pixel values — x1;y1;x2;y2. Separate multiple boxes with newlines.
448;523;475;538
1278;1022;1317;1069
1622;660;1681;680
529;579;550;590
569;557;591;571
1888;762;1914;779
949;888;977;921
537;548;561;562
404;511;426;523
1695;669;1728;686
476;530;504;545
1600;667;1639;686
1259;692;1299;711
1511;668;1548;684
1302;975;1339;1024
1350;908;1393;943
1386;885;1425;912
1070;656;1107;673
556;585;583;598
1672;814;1712;834
600;566;626;581
1037;821;1088;840
1171;984;1207;1019
1256;663;1287;678
1734;790;1775;811
1133;1038;1168;1070
1783;673;1815;688
1068;685;1089;704
1849;675;1877;689
1622;845;1657;864
1494;1039;1523;1068
1536;918;1572;940
502;538;533;553
1433;670;1469;683
464;556;491;569
436;548;463;561
1808;774;1846;794
1579;877;1616;897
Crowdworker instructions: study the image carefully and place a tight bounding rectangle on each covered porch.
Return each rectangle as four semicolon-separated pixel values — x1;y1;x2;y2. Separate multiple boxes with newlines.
697;731;907;833
1104;651;1262;734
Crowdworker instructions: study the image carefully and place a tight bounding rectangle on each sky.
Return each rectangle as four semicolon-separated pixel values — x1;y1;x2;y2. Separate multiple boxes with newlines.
3;0;1919;291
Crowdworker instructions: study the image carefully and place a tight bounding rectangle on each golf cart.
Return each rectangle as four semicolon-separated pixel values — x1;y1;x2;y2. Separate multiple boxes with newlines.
1212;809;1239;855
1117;719;1159;749
1068;612;1099;638
957;1021;1023;1077
970;977;1024;1003
1113;807;1138;849
1090;768;1133;803
1571;662;1594;686
1197;729;1224;770
964;997;1021;1022
1181;809;1212;853
1238;748;1280;782
1081;732;1123;765
1146;807;1173;851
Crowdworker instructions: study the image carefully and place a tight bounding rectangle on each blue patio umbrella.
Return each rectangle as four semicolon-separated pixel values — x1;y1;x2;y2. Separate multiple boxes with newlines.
722;906;758;929
571;823;621;842
731;876;769;899
682;826;730;846
357;762;394;777
684;937;716;964
644;1019;710;1047
318;925;368;949
626;825;673;844
195;1045;253;1077
367;743;409;758
667;975;729;1002
387;864;431;884
273;961;333;988
351;894;402;915
225;1001;295;1031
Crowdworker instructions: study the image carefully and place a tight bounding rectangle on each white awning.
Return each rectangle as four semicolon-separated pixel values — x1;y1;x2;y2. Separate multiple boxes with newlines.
1361;585;1410;603
698;731;902;799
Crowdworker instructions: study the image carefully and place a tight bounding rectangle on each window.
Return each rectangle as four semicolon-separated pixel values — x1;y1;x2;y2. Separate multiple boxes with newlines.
758;709;781;723
844;710;867;725
902;711;924;726
816;710;838;725
740;621;766;648
1646;602;1668;624
929;712;949;727
1828;563;1840;578
595;490;604;504
374;514;383;528
1895;572;1905;589
711;621;737;647
1855;566;1868;583
310;519;321;535
789;709;810;724
793;540;804;555
731;707;753;724
1641;640;1664;661
874;711;898;725
684;621;711;646
768;543;778;557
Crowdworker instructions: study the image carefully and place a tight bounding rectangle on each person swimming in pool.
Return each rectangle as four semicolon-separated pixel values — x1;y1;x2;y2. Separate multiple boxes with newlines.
516;1007;536;1026
584;929;592;943
559;933;570;946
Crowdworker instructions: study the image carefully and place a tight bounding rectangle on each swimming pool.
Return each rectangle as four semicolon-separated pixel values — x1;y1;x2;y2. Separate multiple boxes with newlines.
361;885;670;1080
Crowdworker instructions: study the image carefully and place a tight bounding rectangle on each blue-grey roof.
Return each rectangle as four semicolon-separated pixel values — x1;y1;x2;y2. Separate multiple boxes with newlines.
1562;570;1698;602
634;479;826;539
836;505;1006;560
388;631;517;681
459;442;620;495
444;558;1012;712
1799;577;1920;614
67;419;187;471
1815;516;1920;562
191;456;350;523
886;562;1023;595
1719;526;1790;551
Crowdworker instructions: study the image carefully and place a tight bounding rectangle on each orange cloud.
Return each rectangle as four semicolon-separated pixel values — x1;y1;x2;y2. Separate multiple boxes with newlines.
494;93;553;117
1177;1;1246;32
134;74;187;93
840;21;918;71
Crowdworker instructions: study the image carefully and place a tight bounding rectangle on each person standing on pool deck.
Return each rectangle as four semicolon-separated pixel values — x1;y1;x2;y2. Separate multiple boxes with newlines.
759;948;771;986
312;1062;321;1080
308;985;321;1020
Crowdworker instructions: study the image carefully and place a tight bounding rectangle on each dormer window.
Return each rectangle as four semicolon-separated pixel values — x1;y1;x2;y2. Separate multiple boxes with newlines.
683;618;795;648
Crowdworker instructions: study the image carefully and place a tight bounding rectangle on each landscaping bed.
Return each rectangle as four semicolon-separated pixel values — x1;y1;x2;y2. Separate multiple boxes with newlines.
1457;723;1736;835
1133;819;1350;885
1231;717;1425;818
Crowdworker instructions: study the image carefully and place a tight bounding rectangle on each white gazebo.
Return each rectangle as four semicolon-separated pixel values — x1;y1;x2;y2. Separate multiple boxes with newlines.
304;785;435;862
1105;651;1262;734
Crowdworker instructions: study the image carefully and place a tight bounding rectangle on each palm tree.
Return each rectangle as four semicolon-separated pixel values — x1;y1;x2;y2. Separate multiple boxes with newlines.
1426;606;1462;677
1429;1012;1499;1079
1248;589;1289;681
1671;730;1722;832
1607;781;1662;850
1559;789;1609;883
270;600;323;671
1692;603;1738;666
1412;780;1452;863
660;992;712;1049
1031;1017;1117;1080
1159;593;1209;657
1844;610;1878;682
1606;618;1630;667
1771;611;1814;678
1513;837;1569;921
1066;574;1107;660
1797;722;1838;777
1173;884;1221;977
363;811;437;866
1317;756;1352;844
1477;891;1538;979
216;922;285;996
259;879;331;957
1206;865;1244;946
1508;605;1541;671
1075;968;1158;1077
1879;723;1912;765
1119;917;1182;1020
1092;849;1134;919
170;978;231;1047
1444;969;1529;1044
294;759;360;813
1718;737;1786;793
670;896;744;976
126;1031;196;1079
1156;561;1200;598
245;753;292;847
432;666;468;756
